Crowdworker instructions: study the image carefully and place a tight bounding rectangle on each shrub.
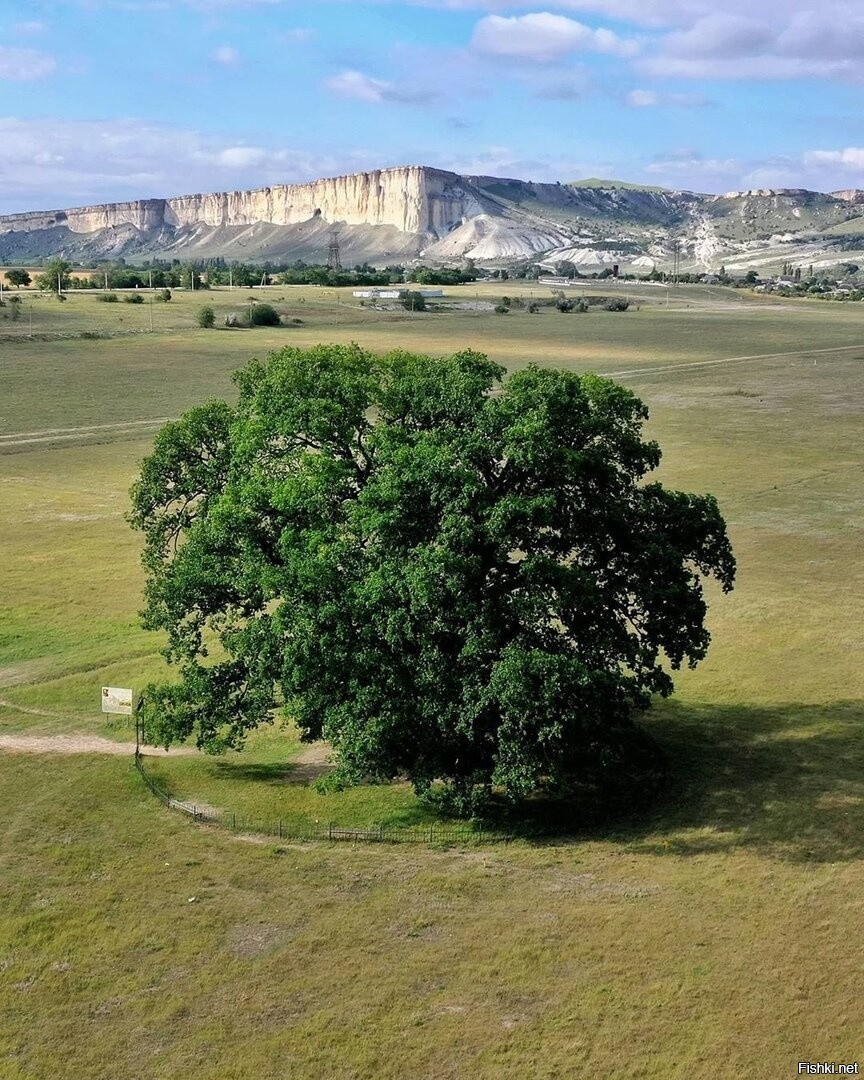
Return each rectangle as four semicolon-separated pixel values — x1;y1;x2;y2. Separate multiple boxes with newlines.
157;289;172;303
556;298;574;313
196;305;216;329
527;301;540;313
98;293;119;303
249;302;281;327
494;304;510;314
603;298;629;311
400;291;426;312
124;294;144;304
225;312;244;328
500;296;511;307
574;298;589;313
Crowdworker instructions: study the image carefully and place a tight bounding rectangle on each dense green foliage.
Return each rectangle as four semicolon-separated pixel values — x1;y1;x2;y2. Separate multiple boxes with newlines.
35;258;71;294
406;267;477;285
5;268;30;288
400;291;427;312
196;305;216;329
130;344;735;814
249;302;281;326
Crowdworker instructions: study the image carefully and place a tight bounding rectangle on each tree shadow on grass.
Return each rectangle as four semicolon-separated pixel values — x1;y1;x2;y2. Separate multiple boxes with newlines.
150;701;864;861
210;759;334;786
607;699;864;864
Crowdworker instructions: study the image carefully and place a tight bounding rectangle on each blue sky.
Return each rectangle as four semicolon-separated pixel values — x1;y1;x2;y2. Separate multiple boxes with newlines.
2;0;864;212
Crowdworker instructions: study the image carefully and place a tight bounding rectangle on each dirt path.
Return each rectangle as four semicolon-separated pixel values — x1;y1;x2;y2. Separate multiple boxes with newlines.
602;344;864;381
0;733;197;756
0;416;175;449
288;741;333;782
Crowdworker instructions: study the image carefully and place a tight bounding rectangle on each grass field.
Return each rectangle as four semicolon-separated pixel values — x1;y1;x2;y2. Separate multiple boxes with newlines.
2;283;864;1077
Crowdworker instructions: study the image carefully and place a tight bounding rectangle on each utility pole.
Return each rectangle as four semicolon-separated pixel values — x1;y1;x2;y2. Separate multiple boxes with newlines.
229;267;233;291
149;269;153;291
104;271;109;291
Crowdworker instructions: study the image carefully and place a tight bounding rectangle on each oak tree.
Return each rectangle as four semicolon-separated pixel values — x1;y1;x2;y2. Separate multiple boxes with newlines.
131;344;735;814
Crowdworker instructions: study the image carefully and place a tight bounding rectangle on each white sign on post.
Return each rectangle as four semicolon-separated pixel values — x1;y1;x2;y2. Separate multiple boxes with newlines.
102;687;133;715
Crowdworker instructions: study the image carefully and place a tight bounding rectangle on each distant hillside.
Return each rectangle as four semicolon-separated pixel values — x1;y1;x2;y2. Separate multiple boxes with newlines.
568;178;676;194
2;167;864;273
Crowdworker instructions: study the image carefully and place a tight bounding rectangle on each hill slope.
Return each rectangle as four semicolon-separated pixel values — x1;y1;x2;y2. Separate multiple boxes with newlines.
3;166;864;271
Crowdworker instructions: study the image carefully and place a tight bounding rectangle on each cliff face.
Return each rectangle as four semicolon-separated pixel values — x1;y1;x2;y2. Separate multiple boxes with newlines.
3;165;864;267
0;167;482;238
0;199;168;235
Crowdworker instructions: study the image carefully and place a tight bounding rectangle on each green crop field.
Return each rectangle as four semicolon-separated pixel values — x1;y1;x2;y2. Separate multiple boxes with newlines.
2;283;864;1078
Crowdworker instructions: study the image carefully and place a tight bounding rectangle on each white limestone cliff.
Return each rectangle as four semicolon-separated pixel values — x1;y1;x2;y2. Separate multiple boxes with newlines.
0;166;484;238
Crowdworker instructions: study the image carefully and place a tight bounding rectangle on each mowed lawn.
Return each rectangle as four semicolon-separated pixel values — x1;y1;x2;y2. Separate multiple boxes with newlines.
2;288;864;1077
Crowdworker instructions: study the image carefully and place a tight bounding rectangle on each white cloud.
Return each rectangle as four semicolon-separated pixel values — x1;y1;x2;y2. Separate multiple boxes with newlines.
805;148;864;173
0;117;386;214
326;69;391;104
433;144;618;183
644;151;740;188
324;69;430;105
471;12;638;61
215;146;268;168
410;0;688;26
0;46;56;81
637;145;864;193
212;45;241;66
419;0;864;80
662;14;773;59
625;88;708;107
627;88;659;106
639;7;864;80
13;21;47;35
281;27;316;44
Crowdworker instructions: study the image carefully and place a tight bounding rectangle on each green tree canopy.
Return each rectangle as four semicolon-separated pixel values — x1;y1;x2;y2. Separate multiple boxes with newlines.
35;259;71;294
130;344;735;814
6;268;31;288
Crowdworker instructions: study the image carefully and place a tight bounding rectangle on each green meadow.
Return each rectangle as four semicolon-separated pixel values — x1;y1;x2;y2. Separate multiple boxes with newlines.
2;282;864;1077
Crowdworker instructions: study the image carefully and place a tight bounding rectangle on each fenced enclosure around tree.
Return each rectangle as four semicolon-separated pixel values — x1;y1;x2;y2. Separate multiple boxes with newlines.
133;751;515;846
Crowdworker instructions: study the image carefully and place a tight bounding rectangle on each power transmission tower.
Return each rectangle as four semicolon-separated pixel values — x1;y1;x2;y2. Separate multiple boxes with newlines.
327;228;342;271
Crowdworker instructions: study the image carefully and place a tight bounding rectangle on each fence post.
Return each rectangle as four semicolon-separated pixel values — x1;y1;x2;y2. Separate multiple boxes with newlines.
278;819;283;839
232;812;236;830
328;821;333;841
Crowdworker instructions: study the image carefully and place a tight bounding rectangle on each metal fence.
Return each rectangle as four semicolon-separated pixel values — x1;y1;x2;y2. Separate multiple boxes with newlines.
133;751;515;846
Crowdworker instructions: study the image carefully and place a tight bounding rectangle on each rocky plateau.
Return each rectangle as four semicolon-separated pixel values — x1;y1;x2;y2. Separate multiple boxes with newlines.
3;165;864;272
